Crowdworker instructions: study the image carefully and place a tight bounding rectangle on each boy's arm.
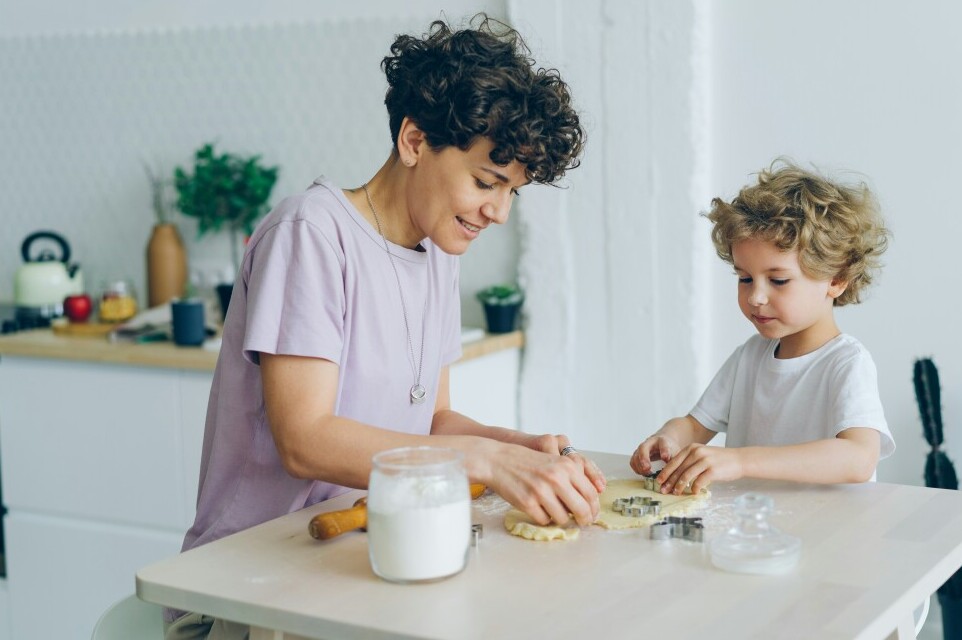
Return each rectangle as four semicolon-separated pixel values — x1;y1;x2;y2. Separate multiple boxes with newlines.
656;426;881;494
630;414;716;475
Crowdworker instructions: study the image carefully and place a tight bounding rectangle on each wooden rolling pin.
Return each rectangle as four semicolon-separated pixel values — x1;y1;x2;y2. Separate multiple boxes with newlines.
309;483;487;540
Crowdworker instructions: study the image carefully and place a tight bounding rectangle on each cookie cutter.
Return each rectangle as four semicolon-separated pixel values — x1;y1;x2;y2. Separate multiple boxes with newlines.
650;516;704;542
615;496;661;517
642;473;662;493
471;523;483;547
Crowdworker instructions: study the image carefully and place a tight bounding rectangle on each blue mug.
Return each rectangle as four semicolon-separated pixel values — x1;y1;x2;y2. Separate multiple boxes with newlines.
171;299;206;346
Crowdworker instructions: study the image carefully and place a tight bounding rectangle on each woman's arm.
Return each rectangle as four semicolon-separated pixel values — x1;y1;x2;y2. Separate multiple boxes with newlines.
261;355;601;526
430;367;606;493
656;427;881;494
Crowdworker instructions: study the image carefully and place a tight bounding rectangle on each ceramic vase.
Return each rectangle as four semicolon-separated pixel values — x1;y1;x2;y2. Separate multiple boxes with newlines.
146;223;187;307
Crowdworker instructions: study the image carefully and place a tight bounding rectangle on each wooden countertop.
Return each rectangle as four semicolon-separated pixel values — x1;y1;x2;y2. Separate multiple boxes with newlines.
137;450;962;639
0;328;523;372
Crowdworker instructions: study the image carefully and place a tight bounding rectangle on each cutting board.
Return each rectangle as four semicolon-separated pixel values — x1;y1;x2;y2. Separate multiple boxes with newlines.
51;320;117;338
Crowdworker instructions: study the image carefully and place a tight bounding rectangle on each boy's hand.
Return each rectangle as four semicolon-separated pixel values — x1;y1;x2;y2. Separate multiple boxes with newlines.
656;444;744;494
630;435;680;475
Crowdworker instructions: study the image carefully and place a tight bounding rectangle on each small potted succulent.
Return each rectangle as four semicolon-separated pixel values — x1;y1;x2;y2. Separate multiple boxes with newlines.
174;142;279;319
476;283;524;334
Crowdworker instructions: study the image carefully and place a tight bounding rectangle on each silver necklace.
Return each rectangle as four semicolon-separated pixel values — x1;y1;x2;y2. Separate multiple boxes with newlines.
362;183;428;404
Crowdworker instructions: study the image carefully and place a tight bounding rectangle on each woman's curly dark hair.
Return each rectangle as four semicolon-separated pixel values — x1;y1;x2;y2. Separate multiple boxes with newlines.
381;14;585;185
706;159;890;306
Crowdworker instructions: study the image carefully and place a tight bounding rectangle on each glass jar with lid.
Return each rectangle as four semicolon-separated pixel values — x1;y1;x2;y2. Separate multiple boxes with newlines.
366;446;471;583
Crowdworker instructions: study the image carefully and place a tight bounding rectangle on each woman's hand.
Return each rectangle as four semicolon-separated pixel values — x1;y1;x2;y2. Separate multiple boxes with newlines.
482;441;602;527
520;433;606;493
655;444;745;495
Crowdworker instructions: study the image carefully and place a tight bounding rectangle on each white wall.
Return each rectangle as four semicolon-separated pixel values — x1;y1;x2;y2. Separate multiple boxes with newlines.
708;0;962;486
509;1;709;454
0;0;513;329
3;0;955;489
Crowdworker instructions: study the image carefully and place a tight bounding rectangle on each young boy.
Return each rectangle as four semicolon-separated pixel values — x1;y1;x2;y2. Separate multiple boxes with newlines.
631;160;895;494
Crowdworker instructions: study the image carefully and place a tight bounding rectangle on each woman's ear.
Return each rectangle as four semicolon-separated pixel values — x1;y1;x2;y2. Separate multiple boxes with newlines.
397;117;425;167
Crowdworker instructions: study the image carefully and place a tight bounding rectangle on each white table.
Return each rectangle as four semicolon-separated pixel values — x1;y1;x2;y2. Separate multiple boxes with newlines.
137;452;962;639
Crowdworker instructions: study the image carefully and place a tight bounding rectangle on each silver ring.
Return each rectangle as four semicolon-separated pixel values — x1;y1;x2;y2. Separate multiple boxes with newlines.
560;446;577;457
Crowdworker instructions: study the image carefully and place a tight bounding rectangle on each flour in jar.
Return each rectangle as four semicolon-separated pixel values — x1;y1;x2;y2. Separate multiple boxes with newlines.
367;500;470;582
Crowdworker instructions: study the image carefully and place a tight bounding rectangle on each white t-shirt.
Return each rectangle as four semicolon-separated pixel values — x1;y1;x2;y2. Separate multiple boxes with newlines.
690;334;895;459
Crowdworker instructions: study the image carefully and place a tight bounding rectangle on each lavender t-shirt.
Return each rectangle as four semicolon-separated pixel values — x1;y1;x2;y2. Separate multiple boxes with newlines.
181;177;462;554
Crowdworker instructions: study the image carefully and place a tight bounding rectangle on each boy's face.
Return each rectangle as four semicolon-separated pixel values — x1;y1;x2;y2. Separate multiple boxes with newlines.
731;238;846;357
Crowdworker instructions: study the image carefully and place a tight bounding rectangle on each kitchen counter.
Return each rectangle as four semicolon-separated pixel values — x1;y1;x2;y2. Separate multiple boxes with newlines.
0;327;523;371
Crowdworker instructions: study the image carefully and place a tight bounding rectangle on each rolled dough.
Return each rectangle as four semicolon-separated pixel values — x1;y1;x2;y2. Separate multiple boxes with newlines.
594;478;710;530
503;509;580;541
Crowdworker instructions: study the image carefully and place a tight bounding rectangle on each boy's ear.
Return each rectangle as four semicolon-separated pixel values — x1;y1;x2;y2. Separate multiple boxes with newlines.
397;117;426;167
828;278;848;300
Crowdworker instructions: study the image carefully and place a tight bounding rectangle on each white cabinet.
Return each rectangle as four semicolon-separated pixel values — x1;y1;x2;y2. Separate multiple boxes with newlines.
0;336;519;639
449;348;520;429
0;357;209;639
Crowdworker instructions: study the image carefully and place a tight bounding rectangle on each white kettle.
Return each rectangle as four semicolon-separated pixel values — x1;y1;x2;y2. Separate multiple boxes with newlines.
14;230;84;315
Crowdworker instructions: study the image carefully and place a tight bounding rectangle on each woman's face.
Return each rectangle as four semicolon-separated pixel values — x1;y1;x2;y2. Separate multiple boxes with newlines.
407;137;528;255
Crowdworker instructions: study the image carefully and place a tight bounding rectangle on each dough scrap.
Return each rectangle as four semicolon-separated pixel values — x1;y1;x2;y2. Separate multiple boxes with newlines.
504;509;580;541
594;478;709;530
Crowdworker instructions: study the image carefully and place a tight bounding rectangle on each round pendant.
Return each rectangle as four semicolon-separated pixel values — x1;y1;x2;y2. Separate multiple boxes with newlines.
410;384;427;404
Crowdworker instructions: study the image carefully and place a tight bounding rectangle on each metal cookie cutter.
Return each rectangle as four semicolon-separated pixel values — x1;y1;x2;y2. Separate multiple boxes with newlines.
630;496;661;516
650;516;704;543
617;495;661;517
642;473;662;493
471;523;483;547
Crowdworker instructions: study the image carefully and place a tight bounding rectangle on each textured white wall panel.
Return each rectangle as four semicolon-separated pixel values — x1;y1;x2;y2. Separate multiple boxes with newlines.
0;9;514;327
511;1;706;452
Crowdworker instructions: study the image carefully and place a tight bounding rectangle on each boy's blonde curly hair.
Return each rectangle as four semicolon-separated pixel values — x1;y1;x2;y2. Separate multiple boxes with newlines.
706;159;890;306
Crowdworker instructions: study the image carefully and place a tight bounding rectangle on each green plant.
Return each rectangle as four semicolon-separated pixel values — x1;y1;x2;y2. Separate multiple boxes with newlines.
174;143;279;272
476;284;524;306
914;356;962;598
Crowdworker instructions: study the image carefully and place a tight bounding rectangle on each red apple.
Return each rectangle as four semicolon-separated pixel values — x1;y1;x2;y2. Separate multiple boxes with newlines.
63;294;93;322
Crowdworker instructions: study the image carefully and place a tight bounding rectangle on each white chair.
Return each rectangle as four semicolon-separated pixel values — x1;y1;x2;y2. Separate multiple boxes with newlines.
914;594;931;638
91;594;165;640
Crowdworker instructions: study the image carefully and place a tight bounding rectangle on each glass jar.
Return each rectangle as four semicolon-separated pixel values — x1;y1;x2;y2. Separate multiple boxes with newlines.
98;278;138;323
709;493;801;575
367;447;471;583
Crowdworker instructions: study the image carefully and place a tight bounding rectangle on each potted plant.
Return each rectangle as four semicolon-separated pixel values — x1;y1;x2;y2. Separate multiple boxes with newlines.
174;142;279;319
476;283;524;334
913;356;962;637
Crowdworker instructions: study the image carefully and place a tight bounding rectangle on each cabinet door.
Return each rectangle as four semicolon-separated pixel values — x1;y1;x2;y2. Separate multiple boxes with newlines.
449;349;520;428
4;511;181;640
0;357;209;531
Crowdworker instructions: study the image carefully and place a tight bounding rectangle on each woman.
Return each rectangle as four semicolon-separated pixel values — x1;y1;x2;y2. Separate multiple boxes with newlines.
166;14;602;638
